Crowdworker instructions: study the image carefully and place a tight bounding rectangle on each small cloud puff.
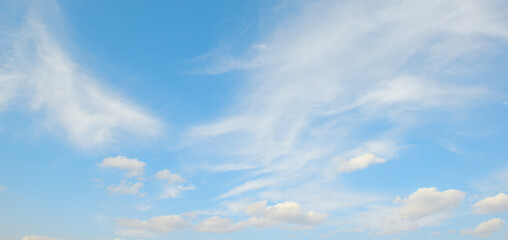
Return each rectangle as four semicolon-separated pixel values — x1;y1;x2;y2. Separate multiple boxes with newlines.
98;156;146;178
156;169;185;184
337;153;386;173
244;201;327;225
107;180;145;196
156;169;194;199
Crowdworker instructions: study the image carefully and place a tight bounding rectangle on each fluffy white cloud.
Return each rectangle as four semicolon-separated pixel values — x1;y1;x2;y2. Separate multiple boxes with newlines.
22;236;63;240
0;2;161;148
98;156;146;178
107;180;144;196
359;187;465;235
195;200;326;233
337;153;386;173
117;215;188;237
473;193;508;214
461;218;505;238
155;169;194;199
244;201;326;225
156;169;185;184
397;187;465;219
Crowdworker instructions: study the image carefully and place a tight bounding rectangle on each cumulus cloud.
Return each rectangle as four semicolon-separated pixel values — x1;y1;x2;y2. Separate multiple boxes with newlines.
156;169;185;184
473;193;508;214
117;215;188;237
244;201;326;225
195;216;248;233
359;187;465;235
195;201;326;233
337;153;386;173
156;169;194;199
0;1;161;148
98;156;146;178
107;180;144;196
461;218;505;238
396;187;465;219
22;236;63;240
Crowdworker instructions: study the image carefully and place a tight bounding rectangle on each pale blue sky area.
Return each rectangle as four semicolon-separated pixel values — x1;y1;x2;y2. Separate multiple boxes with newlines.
1;1;508;240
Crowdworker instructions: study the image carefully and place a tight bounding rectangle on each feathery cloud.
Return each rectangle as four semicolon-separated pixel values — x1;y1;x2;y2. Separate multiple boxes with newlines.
189;0;506;208
0;2;161;148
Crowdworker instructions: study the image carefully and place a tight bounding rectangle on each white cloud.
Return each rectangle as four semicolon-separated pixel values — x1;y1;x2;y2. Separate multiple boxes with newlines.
337;153;386;173
0;184;6;191
22;236;63;240
156;169;185;184
397;187;465;219
473;193;508;214
195;200;326;233
188;0;506;208
117;215;188;237
155;169;194;199
359;187;465;235
98;156;146;178
107;180;144;196
194;216;248;233
0;2;161;148
461;218;505;238
244;201;326;226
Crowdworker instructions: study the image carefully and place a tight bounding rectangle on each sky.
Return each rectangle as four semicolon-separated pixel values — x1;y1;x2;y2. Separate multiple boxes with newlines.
1;0;508;239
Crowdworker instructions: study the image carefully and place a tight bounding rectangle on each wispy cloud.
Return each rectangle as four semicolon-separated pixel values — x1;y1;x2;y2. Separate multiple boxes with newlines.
0;1;161;148
156;169;195;199
188;0;507;215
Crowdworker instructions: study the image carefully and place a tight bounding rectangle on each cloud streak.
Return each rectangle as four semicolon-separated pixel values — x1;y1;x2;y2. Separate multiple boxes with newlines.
188;0;507;216
0;2;161;148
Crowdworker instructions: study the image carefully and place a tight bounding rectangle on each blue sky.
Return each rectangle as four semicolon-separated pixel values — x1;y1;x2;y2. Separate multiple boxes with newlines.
1;0;508;239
